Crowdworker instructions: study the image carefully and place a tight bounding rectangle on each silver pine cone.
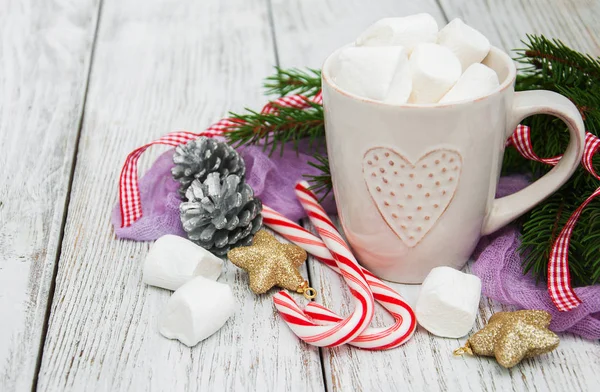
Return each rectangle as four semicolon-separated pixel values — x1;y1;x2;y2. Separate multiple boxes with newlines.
180;172;262;256
172;137;246;199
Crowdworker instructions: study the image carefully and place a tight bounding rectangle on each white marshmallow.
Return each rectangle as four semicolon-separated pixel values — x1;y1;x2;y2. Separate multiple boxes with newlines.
415;266;482;338
159;275;236;347
438;18;491;71
408;43;462;104
385;58;413;104
356;14;439;53
439;63;499;103
332;46;412;103
143;235;223;291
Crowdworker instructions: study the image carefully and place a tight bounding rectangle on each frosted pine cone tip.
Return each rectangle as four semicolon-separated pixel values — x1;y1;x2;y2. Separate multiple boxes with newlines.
180;172;262;256
172;137;246;199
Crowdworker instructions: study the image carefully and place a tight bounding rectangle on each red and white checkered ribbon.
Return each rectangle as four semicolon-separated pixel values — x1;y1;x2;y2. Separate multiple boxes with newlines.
263;204;416;350
261;91;323;114
508;125;600;311
119;93;321;228
119;130;220;227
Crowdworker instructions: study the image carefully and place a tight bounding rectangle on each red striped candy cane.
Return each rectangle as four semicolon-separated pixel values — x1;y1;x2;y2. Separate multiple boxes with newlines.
272;183;376;347
296;182;376;339
263;205;416;350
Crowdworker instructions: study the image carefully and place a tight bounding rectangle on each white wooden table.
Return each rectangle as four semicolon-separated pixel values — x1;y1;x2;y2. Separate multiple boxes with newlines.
2;0;599;390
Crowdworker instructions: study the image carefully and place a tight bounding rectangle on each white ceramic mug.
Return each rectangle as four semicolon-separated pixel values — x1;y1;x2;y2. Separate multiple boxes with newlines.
322;46;585;283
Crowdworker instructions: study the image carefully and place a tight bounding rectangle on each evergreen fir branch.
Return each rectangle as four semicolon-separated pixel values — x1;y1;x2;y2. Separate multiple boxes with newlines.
305;153;332;200
264;67;322;97
582;208;600;283
225;102;325;155
556;85;600;132
515;35;600;89
520;182;600;286
510;35;600;286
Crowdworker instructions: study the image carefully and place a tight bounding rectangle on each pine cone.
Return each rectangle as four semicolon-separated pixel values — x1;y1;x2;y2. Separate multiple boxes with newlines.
172;137;246;199
180;172;262;256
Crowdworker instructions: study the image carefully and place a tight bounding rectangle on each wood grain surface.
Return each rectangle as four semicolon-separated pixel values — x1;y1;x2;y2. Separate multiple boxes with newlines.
35;0;323;390
1;0;599;391
0;1;100;390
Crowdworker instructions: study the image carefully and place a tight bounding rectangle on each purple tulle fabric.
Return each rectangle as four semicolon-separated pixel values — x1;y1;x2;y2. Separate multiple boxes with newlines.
112;140;336;241
111;143;600;339
473;175;600;339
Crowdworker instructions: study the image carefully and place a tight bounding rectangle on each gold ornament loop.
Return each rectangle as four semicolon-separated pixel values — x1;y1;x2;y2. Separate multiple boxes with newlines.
303;287;317;300
297;281;317;300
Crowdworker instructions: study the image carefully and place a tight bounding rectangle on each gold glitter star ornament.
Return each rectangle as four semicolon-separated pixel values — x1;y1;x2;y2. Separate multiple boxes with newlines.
454;310;560;368
227;230;316;298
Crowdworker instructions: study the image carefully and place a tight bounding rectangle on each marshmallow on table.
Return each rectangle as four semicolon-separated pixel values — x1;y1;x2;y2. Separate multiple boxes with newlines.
408;43;462;104
438;18;491;71
159;275;236;347
356;14;439;54
439;63;499;103
332;46;412;104
415;266;482;338
143;234;223;291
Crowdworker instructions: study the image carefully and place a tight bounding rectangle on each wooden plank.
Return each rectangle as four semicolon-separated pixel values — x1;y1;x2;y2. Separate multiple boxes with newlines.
271;0;600;390
0;0;100;390
36;0;324;390
438;0;600;56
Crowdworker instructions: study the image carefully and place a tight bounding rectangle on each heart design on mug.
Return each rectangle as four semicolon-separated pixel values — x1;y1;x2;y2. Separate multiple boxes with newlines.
363;147;462;247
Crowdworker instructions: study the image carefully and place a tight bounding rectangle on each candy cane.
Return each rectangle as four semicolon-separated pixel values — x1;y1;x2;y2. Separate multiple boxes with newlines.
263;205;416;350
271;187;375;347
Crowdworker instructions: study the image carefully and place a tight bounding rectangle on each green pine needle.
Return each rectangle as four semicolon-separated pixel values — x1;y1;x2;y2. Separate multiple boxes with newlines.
514;35;600;90
225;102;325;156
264;67;322;97
224;67;324;154
304;153;333;200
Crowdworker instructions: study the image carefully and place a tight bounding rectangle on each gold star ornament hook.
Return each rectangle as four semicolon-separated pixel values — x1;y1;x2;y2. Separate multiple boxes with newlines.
227;230;317;299
453;310;560;368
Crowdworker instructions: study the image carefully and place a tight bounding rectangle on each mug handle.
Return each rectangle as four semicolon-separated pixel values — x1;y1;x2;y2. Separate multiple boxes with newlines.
481;90;586;235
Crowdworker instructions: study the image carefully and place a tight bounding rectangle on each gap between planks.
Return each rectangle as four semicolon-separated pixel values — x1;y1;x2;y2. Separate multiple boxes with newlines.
31;3;107;391
264;0;330;386
0;0;103;390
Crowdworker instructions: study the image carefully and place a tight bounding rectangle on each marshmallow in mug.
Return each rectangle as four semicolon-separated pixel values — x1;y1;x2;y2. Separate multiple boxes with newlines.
439;63;499;103
415;266;482;338
438;18;491;71
159;275;236;347
332;46;412;104
408;43;462;104
356;14;438;53
143;234;223;291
